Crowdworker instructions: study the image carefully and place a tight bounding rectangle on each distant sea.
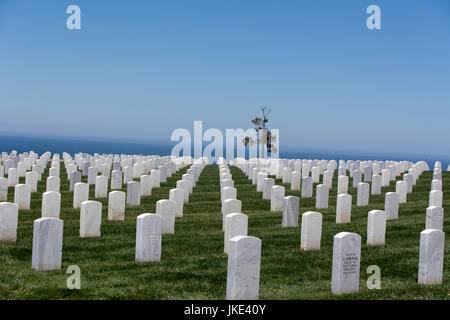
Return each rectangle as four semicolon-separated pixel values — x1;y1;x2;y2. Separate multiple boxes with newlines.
0;135;173;157
0;135;448;169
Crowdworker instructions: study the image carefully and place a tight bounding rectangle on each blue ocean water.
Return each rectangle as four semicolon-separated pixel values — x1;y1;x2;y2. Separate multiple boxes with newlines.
0;135;172;157
0;135;448;169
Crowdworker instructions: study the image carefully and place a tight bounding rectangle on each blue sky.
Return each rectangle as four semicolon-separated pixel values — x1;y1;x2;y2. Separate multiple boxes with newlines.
1;0;449;158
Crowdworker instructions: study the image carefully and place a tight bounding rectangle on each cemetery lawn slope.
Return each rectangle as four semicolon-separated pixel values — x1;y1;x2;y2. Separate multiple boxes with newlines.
0;165;449;299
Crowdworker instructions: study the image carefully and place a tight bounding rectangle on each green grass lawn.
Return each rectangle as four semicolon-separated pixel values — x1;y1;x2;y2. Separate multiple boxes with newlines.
0;163;449;299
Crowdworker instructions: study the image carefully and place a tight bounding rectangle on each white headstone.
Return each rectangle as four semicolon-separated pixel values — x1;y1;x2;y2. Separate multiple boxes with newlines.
123;166;133;184
323;170;333;189
396;180;408;204
31;217;63;271
221;173;232;181
381;169;390;187
41;191;61;218
25;171;38;192
425;206;443;230
300;211;322;250
226;235;261;300
80;200;102;237
73;182;89;209
352;170;362;188
14;184;31;210
251;168;259;185
224;213;248;254
311;166;320;183
111;170;123;190
46;176;60;193
95;175;108;198
220;179;234;190
150;169;161;188
371;174;381;195
363;166;372;182
222;199;242;232
108;191;125;220
356;182;369;206
182;173;194;192
176;180;191;203
282;196;299;227
221;186;237;202
337;175;348;195
0;177;7;201
418;229;444;285
301;177;313;198
385;192;399;220
331;232;361;294
336;194;352;224
431;179;442;192
282;167;293;184
403;173;414;193
262;178;275;200
291;170;301;191
257;172;268;192
367;210;386;246
7;168;19;187
126;181;141;206
0;202;18;242
140;175;153;196
134;163;145;179
87;167;98;185
156;199;176;234
315;184;329;209
429;190;442;207
69;171;81;191
270;185;285;211
135;213;162;262
169;188;184;217
302;163;310;177
49;167;59;177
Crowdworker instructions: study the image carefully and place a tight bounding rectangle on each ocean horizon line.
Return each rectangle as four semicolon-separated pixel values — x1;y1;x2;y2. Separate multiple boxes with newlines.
0;134;448;168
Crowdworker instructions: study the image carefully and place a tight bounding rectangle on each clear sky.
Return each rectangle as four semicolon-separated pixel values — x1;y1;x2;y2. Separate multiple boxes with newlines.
1;0;449;158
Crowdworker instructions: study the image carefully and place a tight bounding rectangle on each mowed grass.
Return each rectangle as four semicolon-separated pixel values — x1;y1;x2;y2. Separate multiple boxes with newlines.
0;163;449;300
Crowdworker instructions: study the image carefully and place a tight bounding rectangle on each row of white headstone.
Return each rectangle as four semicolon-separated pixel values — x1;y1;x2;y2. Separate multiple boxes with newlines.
228;157;445;295
65;153;185;191
216;158;261;300
427;161;444;231
235;157;439;224
0;151;53;204
0;151;194;239
234;157;432;175
136;158;208;262
0;151;209;271
1;151;189;203
330;225;445;294
0;152;446;298
3;152;253;296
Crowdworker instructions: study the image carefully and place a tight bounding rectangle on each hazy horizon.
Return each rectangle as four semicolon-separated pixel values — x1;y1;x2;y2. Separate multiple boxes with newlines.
1;133;449;168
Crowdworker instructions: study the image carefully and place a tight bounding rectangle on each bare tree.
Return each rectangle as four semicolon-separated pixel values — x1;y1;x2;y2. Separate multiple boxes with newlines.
243;106;277;158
